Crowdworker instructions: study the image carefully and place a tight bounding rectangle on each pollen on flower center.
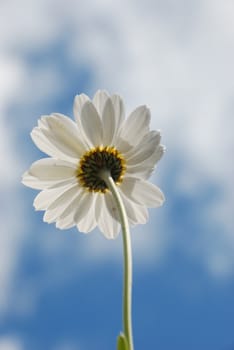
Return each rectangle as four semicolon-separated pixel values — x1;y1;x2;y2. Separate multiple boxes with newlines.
77;146;126;193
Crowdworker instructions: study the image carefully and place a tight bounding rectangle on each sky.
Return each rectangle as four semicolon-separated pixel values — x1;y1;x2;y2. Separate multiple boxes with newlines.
0;0;234;349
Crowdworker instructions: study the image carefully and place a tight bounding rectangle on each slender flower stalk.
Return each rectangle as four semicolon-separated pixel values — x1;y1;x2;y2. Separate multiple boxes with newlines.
100;170;133;350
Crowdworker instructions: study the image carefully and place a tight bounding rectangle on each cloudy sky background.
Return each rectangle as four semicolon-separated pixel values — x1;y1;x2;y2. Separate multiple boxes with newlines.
0;0;234;349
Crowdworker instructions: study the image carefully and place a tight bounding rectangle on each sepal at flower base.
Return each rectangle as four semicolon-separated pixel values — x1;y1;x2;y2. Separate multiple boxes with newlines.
117;333;129;350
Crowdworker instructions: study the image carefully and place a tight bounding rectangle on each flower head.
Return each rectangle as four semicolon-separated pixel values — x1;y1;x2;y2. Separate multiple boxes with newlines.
22;90;165;239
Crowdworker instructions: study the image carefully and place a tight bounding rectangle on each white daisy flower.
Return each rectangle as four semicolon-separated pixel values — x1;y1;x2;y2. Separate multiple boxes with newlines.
22;90;165;239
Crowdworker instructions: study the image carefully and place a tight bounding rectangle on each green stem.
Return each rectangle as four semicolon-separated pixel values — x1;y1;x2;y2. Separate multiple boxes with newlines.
100;170;134;350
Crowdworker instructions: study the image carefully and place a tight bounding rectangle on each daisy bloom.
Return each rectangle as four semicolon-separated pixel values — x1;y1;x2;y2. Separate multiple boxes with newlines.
22;90;165;239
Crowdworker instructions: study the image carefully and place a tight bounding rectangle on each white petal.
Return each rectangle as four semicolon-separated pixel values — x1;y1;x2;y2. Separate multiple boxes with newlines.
56;215;75;230
22;158;77;189
56;187;88;229
77;193;97;233
125;130;160;157
111;94;125;133
102;98;116;146
92;90;109;115
73;93;90;125
31;127;69;161
121;177;165;207
125;132;161;166
80;101;103;147
58;188;86;221
73;95;96;148
96;193;120;239
31;114;87;161
117;105;150;147
126;165;154;180
95;193;103;221
104;193;121;239
47;185;81;211
28;158;76;180
46;113;88;154
44;186;83;223
126;144;165;179
33;183;75;210
119;188;149;225
73;191;94;223
22;172;76;190
22;172;47;190
48;114;86;154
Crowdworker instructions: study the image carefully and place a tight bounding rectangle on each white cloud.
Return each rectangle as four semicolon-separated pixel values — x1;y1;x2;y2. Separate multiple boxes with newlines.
0;337;23;350
0;55;30;187
0;56;27;314
0;0;59;51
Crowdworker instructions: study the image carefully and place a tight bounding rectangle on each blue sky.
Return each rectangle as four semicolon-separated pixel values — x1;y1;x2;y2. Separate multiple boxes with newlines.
0;0;234;349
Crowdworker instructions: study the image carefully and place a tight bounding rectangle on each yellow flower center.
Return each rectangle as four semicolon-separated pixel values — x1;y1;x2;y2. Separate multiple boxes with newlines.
77;146;126;193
